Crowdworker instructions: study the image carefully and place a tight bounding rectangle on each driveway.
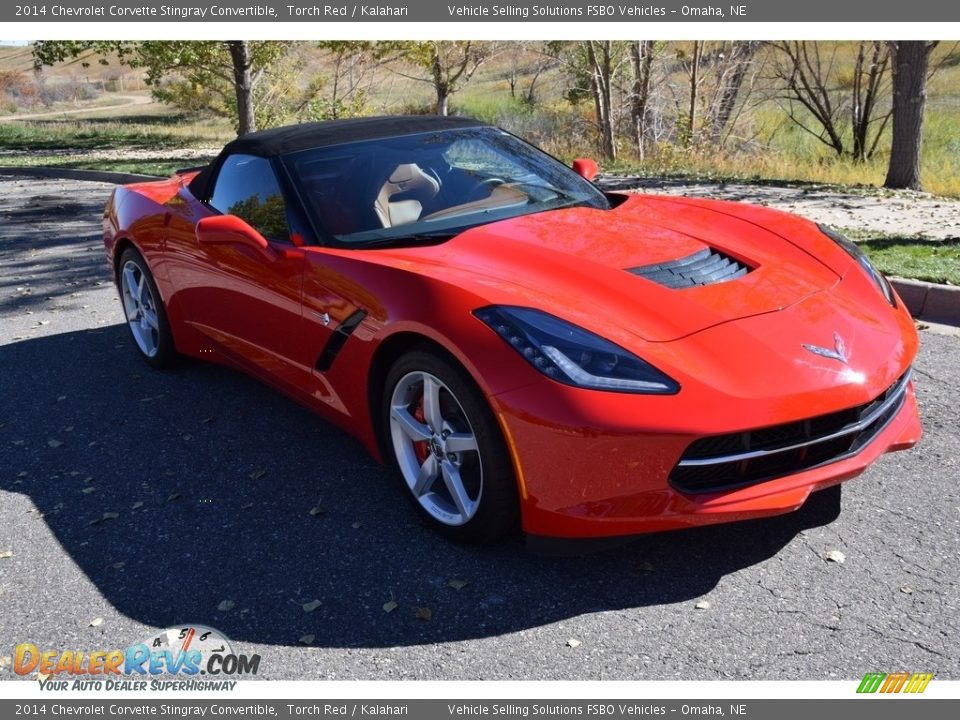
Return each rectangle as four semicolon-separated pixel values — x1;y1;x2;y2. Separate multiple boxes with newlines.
0;174;957;681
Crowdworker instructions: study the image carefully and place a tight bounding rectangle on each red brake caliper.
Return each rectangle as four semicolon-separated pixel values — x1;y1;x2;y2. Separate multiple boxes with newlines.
413;394;429;464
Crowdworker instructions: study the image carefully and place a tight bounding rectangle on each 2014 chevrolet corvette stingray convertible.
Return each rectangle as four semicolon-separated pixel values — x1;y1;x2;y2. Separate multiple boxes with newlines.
103;116;921;542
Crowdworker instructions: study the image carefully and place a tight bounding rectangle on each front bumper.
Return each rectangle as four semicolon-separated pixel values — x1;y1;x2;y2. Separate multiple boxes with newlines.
492;376;921;539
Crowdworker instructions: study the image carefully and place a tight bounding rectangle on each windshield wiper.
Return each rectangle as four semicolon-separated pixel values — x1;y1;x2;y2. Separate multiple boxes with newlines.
352;230;458;249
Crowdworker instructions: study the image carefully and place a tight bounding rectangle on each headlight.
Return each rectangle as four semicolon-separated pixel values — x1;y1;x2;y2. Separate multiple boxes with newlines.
474;306;680;394
819;224;896;308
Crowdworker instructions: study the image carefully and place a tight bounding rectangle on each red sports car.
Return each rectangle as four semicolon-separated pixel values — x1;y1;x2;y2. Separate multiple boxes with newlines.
103;116;921;542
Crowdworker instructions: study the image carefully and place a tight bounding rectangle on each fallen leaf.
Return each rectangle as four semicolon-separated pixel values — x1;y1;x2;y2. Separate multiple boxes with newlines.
900;586;914;595
241;502;255;510
131;501;143;510
447;578;469;590
309;505;325;517
47;439;63;448
351;521;362;529
695;600;711;610
414;607;432;621
0;550;12;559
566;638;582;648
217;600;235;612
298;634;315;645
302;599;322;613
382;600;398;613
167;493;181;502
102;512;119;521
82;487;96;495
249;469;266;480
112;562;126;570
16;471;27;478
89;618;104;628
824;549;846;564
0;656;11;670
201;417;213;424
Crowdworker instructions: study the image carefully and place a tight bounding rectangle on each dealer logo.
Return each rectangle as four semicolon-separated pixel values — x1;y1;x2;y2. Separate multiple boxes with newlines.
857;672;932;694
14;625;260;691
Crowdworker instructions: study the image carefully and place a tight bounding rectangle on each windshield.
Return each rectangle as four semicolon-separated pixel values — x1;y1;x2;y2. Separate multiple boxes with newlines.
282;126;609;247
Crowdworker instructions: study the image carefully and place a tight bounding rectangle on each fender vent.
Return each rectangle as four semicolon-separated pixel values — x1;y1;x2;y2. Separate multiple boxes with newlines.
628;248;750;289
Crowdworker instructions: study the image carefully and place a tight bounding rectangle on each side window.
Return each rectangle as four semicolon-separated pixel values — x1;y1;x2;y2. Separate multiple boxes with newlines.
209;154;290;243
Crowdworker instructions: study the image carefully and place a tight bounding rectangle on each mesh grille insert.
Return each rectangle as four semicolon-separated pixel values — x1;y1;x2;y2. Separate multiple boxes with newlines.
669;370;911;494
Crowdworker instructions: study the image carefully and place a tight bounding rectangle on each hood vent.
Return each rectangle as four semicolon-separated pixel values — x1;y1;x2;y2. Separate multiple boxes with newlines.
628;248;750;289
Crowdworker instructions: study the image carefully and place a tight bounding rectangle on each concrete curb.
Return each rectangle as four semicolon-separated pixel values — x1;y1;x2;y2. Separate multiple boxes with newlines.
0;165;164;185
891;278;960;326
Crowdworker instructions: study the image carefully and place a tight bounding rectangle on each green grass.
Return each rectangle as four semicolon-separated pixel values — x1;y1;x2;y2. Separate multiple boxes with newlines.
0;114;230;151
838;227;960;285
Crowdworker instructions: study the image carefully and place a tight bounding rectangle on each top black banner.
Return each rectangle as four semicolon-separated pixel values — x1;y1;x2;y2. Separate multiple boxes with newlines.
6;0;960;23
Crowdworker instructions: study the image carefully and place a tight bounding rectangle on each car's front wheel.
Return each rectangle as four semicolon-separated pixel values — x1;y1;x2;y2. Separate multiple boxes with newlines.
383;349;519;542
118;247;176;368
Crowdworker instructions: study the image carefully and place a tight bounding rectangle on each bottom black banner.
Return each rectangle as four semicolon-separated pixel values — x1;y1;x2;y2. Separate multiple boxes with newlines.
1;699;957;720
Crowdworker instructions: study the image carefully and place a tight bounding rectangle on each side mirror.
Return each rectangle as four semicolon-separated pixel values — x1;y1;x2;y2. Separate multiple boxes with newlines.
572;158;599;182
196;214;277;261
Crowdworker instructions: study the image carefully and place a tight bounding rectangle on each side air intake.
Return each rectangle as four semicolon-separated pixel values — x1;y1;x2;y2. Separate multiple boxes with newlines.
628;248;751;289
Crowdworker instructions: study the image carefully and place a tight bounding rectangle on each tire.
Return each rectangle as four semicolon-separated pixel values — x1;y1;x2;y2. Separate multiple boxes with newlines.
117;247;177;369
382;348;520;543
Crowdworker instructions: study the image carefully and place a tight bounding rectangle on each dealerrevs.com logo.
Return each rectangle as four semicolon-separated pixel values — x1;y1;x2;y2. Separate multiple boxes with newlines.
14;625;260;691
857;672;933;694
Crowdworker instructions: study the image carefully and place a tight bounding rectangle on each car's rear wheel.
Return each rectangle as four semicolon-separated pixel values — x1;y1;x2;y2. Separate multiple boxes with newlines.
383;349;519;542
118;247;176;368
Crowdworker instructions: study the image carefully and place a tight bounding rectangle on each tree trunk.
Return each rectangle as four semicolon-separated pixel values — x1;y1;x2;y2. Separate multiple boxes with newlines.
436;87;450;116
227;41;256;136
885;41;934;190
431;50;449;116
686;41;701;146
586;41;616;160
630;40;654;161
709;41;758;145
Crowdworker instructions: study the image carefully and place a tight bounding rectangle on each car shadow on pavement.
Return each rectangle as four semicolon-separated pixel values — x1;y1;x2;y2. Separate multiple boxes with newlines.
0;326;841;650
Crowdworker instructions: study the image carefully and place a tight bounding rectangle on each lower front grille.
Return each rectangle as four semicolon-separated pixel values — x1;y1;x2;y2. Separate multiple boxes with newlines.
669;370;912;494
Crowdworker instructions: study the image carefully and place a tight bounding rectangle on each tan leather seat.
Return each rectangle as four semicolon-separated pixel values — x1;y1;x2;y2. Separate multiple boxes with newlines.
374;164;440;228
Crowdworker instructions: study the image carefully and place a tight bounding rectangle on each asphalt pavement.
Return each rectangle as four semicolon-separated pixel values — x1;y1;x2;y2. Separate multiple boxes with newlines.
0;173;957;681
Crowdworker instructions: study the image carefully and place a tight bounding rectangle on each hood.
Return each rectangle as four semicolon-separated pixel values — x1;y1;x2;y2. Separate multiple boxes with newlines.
376;193;842;343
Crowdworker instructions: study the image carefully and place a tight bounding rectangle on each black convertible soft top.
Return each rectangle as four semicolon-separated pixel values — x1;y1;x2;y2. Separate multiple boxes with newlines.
188;115;486;200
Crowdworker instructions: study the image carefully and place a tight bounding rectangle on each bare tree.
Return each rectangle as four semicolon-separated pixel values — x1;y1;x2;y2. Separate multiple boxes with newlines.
585;41;618;159
770;41;891;161
685;41;702;146
884;41;939;190
850;41;891;161
629;40;655;159
706;41;760;145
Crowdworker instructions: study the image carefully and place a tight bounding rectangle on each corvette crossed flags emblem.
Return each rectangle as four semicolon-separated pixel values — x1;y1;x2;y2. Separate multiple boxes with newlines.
803;332;850;365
